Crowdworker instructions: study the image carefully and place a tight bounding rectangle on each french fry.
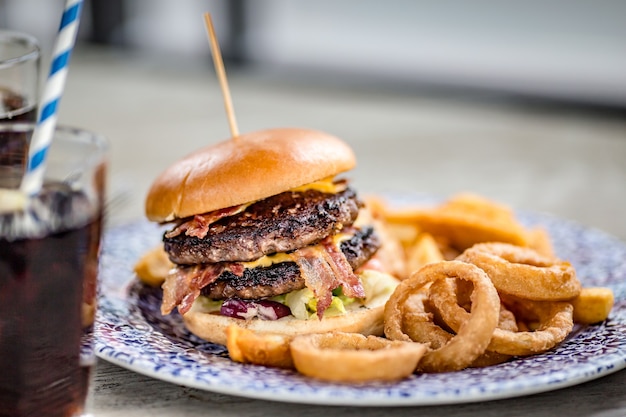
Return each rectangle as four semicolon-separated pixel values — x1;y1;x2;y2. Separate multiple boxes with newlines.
385;222;422;249
133;245;174;287
527;227;555;258
570;287;614;324
362;195;388;220
405;233;444;276
226;325;294;369
442;193;516;223
370;221;408;279
435;236;461;261
364;195;424;249
364;194;429;224
376;193;530;252
412;194;529;251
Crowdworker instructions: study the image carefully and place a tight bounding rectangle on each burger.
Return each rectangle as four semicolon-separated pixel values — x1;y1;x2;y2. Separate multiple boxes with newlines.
145;128;398;346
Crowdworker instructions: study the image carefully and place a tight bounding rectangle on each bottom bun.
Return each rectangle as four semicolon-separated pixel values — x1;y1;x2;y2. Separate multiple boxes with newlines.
182;270;398;346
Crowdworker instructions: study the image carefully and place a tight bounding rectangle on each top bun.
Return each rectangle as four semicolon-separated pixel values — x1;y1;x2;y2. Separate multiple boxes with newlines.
145;128;356;222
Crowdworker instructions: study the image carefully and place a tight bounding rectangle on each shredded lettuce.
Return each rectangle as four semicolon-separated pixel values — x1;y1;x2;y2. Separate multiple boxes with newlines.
325;296;348;317
360;269;398;304
195;297;223;313
195;269;398;320
283;270;398;320
284;288;315;319
283;288;348;320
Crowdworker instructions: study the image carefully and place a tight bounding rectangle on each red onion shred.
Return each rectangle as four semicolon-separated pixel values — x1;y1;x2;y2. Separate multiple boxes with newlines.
220;298;292;320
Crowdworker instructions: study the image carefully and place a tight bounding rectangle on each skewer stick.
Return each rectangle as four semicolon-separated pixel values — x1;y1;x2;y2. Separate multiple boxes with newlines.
203;12;239;138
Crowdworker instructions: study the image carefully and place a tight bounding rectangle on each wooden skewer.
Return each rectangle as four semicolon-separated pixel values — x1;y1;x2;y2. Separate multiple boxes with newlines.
203;12;239;138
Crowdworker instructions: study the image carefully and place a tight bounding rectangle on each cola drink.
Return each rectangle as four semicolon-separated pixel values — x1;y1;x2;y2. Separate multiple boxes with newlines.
0;184;102;417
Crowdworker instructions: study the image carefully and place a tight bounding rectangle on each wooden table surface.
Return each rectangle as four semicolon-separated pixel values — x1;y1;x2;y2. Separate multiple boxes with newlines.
60;48;626;417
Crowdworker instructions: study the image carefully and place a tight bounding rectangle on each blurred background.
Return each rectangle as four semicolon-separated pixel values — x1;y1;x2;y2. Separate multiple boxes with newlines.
2;0;626;239
4;0;626;107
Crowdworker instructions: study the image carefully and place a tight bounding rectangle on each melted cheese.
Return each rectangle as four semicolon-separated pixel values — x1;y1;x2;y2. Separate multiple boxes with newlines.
332;232;352;245
290;177;346;194
240;252;294;269
237;230;354;270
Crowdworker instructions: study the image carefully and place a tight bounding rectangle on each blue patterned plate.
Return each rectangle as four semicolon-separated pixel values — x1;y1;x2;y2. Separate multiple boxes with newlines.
95;208;626;406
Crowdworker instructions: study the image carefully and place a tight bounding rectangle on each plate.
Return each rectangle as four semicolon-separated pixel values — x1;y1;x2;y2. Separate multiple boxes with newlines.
95;208;626;406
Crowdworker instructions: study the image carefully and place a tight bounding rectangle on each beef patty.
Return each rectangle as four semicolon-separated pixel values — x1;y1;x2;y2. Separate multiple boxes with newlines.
200;226;380;300
164;187;361;264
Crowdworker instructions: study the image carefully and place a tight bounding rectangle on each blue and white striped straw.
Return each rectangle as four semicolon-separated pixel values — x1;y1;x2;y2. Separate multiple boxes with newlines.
20;0;84;195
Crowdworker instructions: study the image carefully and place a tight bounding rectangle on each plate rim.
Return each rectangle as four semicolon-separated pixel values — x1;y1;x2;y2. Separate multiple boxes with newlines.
95;342;626;406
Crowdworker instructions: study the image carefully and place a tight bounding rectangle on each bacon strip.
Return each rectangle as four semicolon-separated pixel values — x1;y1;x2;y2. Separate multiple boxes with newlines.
229;262;245;277
161;264;224;315
164;204;248;239
291;247;335;320
291;237;365;319
321;237;365;299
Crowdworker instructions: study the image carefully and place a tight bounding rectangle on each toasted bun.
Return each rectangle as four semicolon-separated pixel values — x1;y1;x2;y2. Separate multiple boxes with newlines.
145;128;356;222
182;270;398;346
183;302;385;347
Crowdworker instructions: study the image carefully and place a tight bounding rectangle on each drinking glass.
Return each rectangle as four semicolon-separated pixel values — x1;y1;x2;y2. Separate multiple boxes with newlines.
0;30;40;188
0;123;108;417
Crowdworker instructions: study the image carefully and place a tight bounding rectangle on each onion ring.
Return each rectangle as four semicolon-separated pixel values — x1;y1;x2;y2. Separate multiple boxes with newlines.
470;351;512;368
459;243;581;301
401;312;511;367
429;278;518;333
427;278;515;365
490;295;574;356
289;332;427;383
428;279;574;356
384;261;500;372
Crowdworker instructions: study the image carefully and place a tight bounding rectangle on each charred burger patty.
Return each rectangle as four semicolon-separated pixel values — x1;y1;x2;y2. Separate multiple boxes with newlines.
200;226;380;300
163;186;361;264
